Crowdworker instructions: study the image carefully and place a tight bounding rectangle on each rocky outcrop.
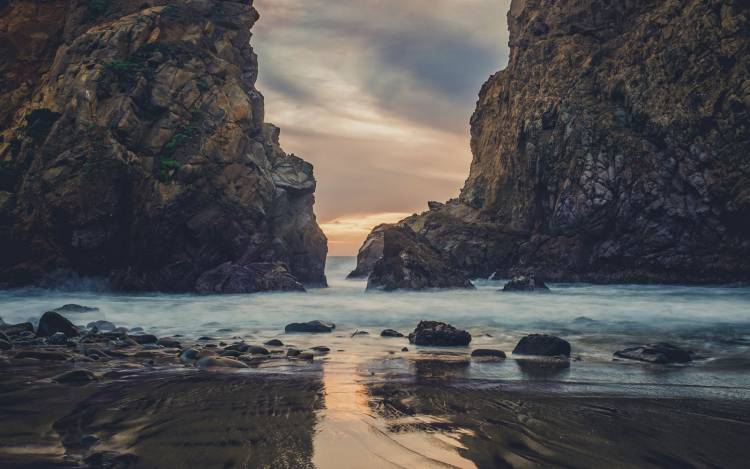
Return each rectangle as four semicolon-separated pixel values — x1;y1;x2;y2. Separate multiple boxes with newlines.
512;334;571;357
366;225;474;291
614;343;693;364
0;0;327;292
354;0;750;284
347;224;388;278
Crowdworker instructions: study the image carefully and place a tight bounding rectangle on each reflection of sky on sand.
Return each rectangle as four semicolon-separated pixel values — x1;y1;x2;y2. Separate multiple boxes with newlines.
313;352;476;468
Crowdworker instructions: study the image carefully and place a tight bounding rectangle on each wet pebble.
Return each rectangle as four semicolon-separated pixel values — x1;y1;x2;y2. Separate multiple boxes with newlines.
264;339;284;346
471;349;507;359
52;369;99;384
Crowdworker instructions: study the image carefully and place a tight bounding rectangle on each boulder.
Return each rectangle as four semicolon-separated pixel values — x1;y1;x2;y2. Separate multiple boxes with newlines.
502;275;550;292
37;311;79;337
380;329;404;338
366;225;474;291
195;262;306;294
471;349;507;359
311;346;330;353
614;343;693;364
512;334;571;357
285;320;335;333
408;321;472;346
247;346;270;355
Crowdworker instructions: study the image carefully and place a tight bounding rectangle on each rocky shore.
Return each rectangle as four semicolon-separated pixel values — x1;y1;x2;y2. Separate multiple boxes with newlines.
0;0;327;292
352;0;750;288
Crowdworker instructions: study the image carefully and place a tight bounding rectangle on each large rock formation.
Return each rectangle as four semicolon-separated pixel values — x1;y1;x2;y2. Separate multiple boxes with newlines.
0;0;327;291
355;0;750;284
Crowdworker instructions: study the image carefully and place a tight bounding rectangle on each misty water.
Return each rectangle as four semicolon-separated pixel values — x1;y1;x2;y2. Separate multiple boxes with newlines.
2;257;749;399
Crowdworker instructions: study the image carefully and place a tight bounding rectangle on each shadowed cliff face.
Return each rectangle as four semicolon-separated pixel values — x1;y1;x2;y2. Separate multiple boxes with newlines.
355;0;750;284
0;0;327;291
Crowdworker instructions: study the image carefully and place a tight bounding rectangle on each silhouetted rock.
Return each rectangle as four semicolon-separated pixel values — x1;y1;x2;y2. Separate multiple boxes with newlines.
264;339;284;347
196;356;248;369
513;334;571;357
471;349;507;359
380;329;405;338
285;320;335;333
366;225;474;291
195;262;306;294
614;343;693;364
37;311;79;337
347;224;389;278
408;321;472;346
502;275;550;292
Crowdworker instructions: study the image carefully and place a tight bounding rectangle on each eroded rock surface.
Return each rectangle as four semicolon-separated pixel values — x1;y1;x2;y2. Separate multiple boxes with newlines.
354;0;750;283
366;225;473;291
0;0;326;292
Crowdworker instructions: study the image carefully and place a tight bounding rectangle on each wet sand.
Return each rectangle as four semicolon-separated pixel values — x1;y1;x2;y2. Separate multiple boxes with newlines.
2;345;750;469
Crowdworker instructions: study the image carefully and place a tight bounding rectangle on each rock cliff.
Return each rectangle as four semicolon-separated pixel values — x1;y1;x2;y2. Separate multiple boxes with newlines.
0;0;327;291
355;0;750;284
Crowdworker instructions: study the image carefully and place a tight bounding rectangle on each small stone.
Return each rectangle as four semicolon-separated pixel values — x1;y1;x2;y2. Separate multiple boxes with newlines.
351;330;369;337
380;329;404;338
311;346;330;353
52;369;98;383
157;337;181;348
247;346;270;355
471;349;507;359
264;339;284;346
129;334;158;344
286;349;301;357
87;320;116;332
220;350;242;358
401;347;409;352
298;352;314;360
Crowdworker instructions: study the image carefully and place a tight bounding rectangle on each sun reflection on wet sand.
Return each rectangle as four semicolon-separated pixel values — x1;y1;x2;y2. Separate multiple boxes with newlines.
312;352;477;469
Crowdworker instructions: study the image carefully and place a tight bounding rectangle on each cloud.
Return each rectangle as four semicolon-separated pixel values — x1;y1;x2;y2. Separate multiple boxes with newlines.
252;0;511;254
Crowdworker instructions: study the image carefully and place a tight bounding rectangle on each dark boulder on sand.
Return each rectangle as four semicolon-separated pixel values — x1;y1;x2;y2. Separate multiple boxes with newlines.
366;225;474;291
471;349;507;359
381;329;404;338
37;311;79;338
513;334;571;357
408;321;472;346
502;275;550;292
285;320;335;333
614;343;693;364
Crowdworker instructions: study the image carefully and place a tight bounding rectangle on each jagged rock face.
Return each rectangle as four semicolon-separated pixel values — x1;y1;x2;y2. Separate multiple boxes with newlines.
347;223;388;278
366;225;473;291
356;0;750;283
0;0;327;291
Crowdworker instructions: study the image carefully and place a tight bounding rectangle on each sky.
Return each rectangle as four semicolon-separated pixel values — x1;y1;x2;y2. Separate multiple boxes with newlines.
252;0;512;255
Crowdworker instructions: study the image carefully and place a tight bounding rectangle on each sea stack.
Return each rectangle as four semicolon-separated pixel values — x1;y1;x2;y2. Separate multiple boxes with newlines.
0;1;327;292
352;0;750;285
